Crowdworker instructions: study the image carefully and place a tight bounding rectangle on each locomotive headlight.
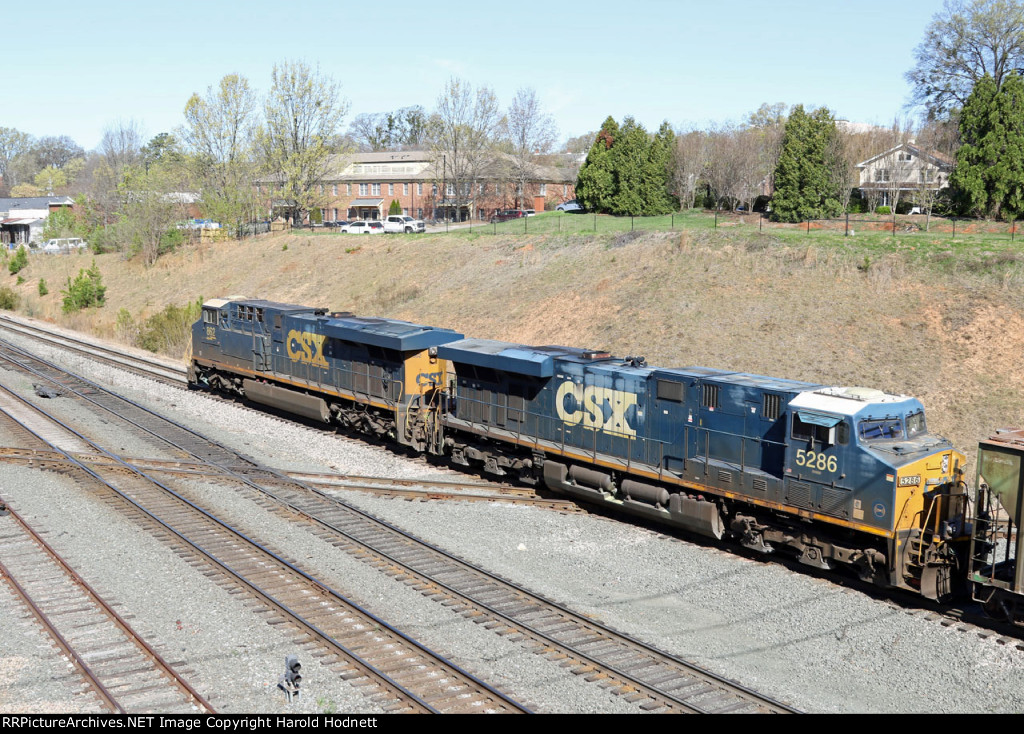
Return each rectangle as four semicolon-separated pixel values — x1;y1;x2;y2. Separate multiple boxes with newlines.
941;454;950;475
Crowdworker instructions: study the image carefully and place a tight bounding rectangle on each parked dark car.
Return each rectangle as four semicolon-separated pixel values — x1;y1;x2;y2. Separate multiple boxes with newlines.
490;209;527;223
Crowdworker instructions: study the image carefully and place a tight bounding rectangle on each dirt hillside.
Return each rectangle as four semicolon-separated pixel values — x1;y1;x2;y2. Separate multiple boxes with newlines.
9;227;1024;461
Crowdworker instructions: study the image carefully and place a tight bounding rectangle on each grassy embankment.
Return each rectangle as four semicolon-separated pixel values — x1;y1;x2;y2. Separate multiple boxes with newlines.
5;209;1024;461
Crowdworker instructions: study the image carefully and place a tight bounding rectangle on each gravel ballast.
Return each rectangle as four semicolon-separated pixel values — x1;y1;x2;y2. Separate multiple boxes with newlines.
0;326;1023;714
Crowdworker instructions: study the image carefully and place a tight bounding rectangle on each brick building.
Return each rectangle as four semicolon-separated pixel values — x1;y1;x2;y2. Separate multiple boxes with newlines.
259;150;575;224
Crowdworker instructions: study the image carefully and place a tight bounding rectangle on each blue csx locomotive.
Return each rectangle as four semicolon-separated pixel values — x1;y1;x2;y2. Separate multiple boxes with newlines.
189;297;970;600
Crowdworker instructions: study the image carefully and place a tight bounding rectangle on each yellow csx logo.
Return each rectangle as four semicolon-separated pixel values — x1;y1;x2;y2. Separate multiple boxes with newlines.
555;381;638;437
286;330;329;369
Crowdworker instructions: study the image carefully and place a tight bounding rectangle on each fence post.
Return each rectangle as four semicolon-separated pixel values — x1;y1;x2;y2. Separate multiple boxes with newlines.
845;212;849;237
671;214;674;230
594;214;597;232
759;215;762;232
953;218;956;239
806;219;810;234
631;216;634;232
715;211;718;228
1013;220;1017;242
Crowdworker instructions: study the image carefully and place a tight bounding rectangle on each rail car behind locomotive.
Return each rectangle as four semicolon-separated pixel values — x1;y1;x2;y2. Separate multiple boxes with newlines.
188;298;970;601
970;429;1024;625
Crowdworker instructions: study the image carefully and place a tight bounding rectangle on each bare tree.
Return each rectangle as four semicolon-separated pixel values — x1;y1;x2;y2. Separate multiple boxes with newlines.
907;0;1024;117
704;124;768;212
427;78;503;220
100;119;145;182
670;130;708;209
504;88;557;208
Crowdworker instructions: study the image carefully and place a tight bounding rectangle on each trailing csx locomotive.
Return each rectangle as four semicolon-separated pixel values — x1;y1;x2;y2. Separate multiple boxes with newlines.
189;297;970;601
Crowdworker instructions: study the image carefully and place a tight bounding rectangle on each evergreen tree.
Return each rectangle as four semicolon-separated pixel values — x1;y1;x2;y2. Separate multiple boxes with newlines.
575;116;619;212
951;73;1024;219
770;106;843;223
609;117;648;216
644;122;678;214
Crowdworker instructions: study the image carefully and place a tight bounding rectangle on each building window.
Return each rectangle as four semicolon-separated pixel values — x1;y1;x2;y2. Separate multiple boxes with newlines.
346;184;351;194
418;183;424;196
563;184;568;196
919;169;935;184
403;183;409;195
479;183;485;195
372;183;381;195
333;208;338;220
539;183;547;196
874;168;890;182
359;183;367;196
332;184;337;196
446;183;455;196
417;208;423;218
388;183;393;195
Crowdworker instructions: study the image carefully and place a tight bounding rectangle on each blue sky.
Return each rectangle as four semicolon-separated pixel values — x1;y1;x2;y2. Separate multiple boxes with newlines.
7;0;943;151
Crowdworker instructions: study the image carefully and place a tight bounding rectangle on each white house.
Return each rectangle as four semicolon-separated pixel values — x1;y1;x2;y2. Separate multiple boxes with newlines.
856;141;954;208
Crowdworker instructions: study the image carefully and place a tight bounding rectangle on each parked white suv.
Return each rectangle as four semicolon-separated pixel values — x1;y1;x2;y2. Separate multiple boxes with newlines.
382;215;426;233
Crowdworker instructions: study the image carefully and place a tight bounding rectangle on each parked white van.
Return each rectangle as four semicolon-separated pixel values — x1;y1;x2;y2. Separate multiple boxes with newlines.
43;238;87;253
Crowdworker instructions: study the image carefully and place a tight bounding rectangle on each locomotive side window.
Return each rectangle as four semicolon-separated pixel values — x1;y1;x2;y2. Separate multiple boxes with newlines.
202;309;218;325
657;379;684;403
792;411;842;446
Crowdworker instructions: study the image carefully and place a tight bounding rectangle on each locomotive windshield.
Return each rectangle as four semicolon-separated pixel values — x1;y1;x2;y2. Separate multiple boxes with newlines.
859;418;903;441
858;411;927;442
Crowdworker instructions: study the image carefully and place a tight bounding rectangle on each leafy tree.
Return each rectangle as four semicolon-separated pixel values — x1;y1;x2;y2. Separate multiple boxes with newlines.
257;61;349;225
770;106;844;222
575;116;620;213
42;207;81;241
179;75;260;236
951;72;1024;217
907;0;1024;118
0;127;32;194
61;260;106;313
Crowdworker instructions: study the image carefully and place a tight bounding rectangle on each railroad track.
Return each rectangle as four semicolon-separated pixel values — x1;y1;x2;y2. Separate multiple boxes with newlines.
0;502;214;713
0;314;186;386
0;338;797;714
0;377;529;714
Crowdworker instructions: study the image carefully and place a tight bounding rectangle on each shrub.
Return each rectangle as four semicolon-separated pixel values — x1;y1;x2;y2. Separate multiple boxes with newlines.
137;299;202;355
38;278;48;296
388;199;402;215
0;286;18;310
8;246;27;275
61;260;106;313
875;206;892;215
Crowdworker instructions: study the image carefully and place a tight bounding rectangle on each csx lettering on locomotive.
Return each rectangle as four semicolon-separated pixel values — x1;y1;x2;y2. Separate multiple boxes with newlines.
286;330;328;369
555;381;638;437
